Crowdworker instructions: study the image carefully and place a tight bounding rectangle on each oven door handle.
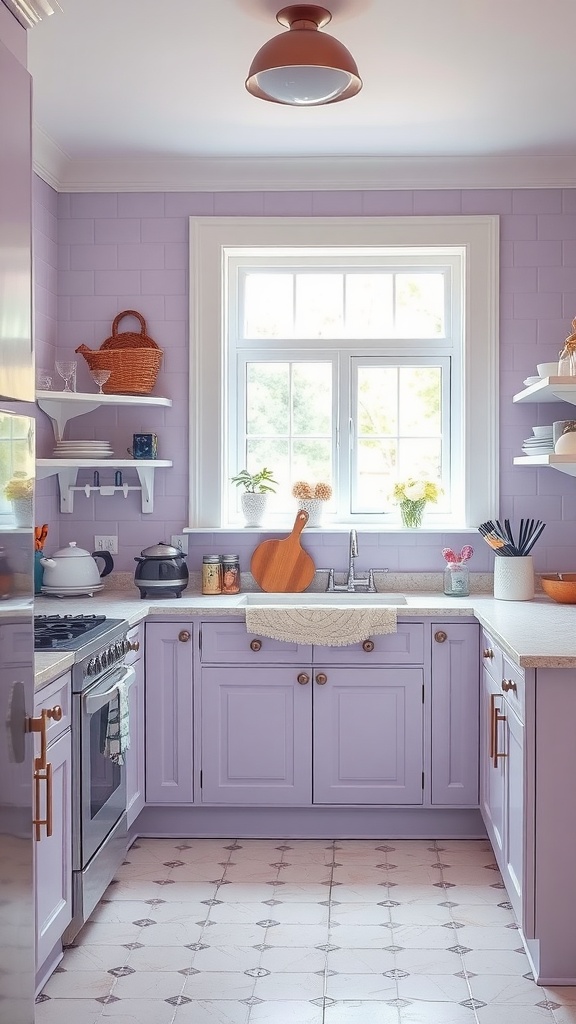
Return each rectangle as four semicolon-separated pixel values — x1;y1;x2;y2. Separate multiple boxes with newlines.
83;665;136;715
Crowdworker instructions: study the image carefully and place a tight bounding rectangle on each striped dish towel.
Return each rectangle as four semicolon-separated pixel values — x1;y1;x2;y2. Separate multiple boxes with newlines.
104;680;131;765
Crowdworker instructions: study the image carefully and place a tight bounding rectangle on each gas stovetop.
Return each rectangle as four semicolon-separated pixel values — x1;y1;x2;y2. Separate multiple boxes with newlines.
34;614;125;652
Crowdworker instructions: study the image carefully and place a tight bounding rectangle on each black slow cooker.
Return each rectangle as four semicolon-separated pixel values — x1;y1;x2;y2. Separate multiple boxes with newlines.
134;542;189;599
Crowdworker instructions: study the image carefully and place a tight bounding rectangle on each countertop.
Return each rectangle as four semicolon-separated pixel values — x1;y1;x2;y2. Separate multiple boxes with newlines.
33;582;576;689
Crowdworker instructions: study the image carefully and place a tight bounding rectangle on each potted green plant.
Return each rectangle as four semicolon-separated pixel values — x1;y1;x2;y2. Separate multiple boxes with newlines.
231;467;277;526
4;473;33;527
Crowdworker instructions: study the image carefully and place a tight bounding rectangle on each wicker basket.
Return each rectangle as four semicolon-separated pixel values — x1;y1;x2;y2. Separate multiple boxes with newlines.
75;310;163;395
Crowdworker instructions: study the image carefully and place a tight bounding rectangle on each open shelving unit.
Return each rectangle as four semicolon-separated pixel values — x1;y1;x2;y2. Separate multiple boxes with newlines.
36;390;173;513
513;376;576;476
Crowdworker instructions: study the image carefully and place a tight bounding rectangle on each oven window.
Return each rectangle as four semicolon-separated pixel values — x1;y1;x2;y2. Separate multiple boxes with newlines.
91;706;122;817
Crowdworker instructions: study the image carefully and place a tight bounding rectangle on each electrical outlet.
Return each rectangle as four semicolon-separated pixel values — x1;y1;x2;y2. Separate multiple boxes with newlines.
170;534;188;555
94;535;118;554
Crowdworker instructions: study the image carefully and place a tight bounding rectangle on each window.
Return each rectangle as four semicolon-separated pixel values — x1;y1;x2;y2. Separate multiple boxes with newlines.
0;412;34;522
190;217;499;529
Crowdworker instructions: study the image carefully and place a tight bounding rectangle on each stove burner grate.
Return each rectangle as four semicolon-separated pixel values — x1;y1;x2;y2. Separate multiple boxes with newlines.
34;614;108;650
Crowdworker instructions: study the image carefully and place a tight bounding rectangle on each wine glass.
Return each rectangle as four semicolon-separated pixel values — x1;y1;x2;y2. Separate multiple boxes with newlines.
90;369;111;394
54;360;77;393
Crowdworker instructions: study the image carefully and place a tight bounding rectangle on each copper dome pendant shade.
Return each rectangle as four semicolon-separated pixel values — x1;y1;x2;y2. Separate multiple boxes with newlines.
245;4;362;106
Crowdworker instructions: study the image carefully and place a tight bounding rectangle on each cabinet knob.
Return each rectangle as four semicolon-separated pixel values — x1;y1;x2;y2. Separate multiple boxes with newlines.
501;678;517;693
315;672;328;685
178;630;191;643
129;640;140;652
362;639;375;653
250;639;262;652
434;630;447;643
483;648;494;659
297;673;310;685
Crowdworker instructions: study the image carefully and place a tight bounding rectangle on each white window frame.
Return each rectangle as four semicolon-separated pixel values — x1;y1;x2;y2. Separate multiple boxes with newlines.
189;216;499;530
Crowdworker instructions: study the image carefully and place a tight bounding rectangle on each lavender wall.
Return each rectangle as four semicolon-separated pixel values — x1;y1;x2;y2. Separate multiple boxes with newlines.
34;185;576;577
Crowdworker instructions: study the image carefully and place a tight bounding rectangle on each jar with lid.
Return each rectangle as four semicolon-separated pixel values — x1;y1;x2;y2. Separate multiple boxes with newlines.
221;554;241;595
202;555;222;595
443;562;470;597
558;318;576;375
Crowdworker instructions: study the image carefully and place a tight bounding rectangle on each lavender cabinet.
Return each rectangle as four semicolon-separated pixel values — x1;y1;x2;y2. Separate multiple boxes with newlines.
125;627;144;826
200;667;312;804
313;667;424;803
431;622;479;806
34;676;72;979
145;621;193;803
480;668;505;857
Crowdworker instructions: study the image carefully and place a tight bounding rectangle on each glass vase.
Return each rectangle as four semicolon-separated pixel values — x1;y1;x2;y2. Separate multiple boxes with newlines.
399;498;426;528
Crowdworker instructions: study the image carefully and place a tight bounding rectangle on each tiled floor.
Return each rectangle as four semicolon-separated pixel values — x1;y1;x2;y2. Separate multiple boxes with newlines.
35;838;576;1024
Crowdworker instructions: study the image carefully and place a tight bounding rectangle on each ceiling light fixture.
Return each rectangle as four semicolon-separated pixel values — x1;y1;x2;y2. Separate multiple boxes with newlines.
245;4;362;106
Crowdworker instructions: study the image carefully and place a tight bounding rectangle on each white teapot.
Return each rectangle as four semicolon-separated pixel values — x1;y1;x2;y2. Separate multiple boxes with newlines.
40;542;114;590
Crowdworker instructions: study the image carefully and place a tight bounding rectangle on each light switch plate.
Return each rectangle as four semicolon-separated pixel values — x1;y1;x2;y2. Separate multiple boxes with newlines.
94;535;118;554
170;534;188;555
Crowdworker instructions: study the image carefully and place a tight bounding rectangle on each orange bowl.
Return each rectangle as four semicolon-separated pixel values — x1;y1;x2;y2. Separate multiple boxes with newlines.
540;574;576;604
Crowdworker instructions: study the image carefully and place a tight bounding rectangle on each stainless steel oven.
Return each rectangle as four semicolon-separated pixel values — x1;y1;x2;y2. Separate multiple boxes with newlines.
34;614;137;941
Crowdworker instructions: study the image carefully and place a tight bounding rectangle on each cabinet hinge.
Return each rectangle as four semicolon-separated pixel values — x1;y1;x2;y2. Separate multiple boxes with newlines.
200;770;203;788
422;771;425;789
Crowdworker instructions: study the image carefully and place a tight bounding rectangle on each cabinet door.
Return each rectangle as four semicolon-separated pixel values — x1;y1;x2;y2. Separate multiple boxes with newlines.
431;623;479;805
201;667;312;805
145;623;193;803
125;656;145;827
503;701;524;922
480;669;505;858
35;729;72;972
313;667;424;804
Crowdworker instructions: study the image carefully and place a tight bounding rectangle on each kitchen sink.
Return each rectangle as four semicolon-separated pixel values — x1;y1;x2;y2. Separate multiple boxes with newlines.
242;592;407;606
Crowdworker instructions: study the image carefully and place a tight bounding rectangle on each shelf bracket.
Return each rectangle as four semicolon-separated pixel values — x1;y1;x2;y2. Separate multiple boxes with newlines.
134;465;155;513
56;468;79;513
37;398;101;441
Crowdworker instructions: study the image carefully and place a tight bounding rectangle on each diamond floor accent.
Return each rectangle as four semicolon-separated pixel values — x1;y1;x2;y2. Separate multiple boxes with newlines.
35;837;567;1024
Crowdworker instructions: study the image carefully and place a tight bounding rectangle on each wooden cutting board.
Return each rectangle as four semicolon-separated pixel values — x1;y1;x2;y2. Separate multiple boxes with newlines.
250;510;316;593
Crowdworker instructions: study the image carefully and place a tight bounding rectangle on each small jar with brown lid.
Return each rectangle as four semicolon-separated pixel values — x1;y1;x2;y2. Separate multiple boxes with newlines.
221;554;241;595
202;555;222;595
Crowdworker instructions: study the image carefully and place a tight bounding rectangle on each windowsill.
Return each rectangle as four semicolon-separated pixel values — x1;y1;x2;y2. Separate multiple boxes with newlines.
183;524;480;534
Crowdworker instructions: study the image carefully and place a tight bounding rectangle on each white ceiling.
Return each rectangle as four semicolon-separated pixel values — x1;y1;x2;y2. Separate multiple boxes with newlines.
26;0;576;191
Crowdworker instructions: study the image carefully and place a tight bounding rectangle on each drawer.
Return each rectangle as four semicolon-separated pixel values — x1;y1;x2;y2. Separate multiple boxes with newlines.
200;621;312;664
314;622;425;665
501;654;525;719
480;629;502;683
125;623;142;665
34;670;72;744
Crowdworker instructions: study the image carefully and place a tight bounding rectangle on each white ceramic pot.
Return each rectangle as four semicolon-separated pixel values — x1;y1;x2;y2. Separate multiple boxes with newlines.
241;492;268;527
40;541;114;589
296;498;323;527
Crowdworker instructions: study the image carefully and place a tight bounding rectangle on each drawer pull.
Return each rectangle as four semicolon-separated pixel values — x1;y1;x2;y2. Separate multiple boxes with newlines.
297;673;310;685
483;648;494;659
434;630;447;643
250;639;262;652
501;679;517;693
315;673;328;685
178;630;191;643
27;705;62;842
129;640;140;652
493;706;508;768
362;639;375;653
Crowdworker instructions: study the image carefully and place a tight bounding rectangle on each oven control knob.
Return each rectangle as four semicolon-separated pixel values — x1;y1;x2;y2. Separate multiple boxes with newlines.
93;655;102;675
115;642;123;660
87;658;97;676
101;650;109;669
123;639;131;655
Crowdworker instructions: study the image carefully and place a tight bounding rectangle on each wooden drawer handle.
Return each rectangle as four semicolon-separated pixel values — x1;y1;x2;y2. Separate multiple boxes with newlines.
250;639;262;652
362;639;375;653
483;648;494;659
501;679;517;693
297;673;310;685
178;630;191;643
434;630;447;643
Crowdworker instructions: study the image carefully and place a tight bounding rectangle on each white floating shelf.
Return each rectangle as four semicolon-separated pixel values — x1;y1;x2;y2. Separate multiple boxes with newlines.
36;460;173;513
513;454;576;478
36;390;172;441
512;377;576;405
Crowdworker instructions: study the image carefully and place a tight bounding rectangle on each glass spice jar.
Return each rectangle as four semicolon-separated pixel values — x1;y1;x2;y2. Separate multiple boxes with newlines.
202;554;222;595
221;554;241;595
443;562;470;597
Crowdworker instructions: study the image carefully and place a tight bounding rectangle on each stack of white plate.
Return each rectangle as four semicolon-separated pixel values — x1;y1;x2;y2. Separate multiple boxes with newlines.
522;426;554;455
53;440;114;458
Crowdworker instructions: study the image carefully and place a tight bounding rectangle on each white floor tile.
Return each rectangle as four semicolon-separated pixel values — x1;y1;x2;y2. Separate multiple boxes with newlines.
34;997;103;1024
325;971;397;999
173;1000;250;1024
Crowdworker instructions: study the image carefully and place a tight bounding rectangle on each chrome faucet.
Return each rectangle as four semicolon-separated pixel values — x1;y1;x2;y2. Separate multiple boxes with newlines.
347;528;359;591
321;530;387;594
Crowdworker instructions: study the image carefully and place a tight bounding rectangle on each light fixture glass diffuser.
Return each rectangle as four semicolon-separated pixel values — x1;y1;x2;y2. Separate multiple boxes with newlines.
246;4;362;106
